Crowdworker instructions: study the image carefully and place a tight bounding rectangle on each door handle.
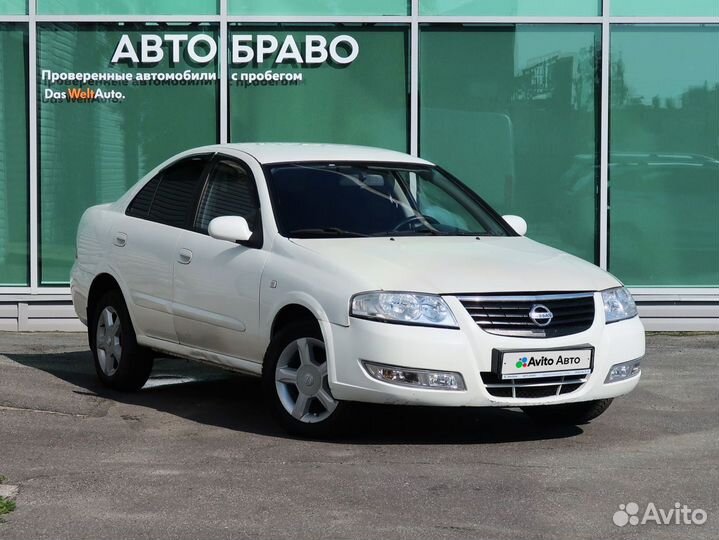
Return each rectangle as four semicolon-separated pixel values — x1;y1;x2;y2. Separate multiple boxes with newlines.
113;232;127;247
177;248;193;265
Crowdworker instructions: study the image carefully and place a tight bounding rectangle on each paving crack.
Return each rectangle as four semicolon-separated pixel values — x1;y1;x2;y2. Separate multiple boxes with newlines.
0;405;88;418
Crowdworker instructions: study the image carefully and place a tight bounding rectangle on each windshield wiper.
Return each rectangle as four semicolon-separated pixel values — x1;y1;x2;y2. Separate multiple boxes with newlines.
370;229;439;237
288;228;368;238
446;231;496;237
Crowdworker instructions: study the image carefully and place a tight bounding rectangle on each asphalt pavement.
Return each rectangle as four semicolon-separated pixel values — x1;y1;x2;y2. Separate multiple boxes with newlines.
0;331;717;539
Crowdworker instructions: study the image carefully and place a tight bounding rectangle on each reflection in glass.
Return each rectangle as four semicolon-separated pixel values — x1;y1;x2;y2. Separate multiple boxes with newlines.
610;26;719;286
420;0;600;16
420;26;601;263
38;0;217;15
612;0;718;17
0;25;29;285
0;0;26;15
229;0;406;16
38;23;219;284
229;26;408;153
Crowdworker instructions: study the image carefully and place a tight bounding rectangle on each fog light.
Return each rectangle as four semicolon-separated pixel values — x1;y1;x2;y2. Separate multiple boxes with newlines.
605;358;642;383
362;361;466;391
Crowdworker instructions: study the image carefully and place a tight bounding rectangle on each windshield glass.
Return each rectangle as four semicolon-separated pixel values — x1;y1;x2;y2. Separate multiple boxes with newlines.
265;163;512;238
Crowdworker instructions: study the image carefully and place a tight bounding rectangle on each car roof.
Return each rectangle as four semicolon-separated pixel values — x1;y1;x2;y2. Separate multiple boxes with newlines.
193;143;434;166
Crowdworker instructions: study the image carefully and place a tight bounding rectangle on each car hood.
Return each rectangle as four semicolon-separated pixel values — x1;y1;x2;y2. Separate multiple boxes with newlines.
289;236;620;294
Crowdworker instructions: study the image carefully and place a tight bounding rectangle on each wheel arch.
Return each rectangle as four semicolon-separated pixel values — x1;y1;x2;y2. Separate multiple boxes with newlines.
86;273;122;350
264;296;339;381
87;272;141;333
87;273;123;319
270;304;321;339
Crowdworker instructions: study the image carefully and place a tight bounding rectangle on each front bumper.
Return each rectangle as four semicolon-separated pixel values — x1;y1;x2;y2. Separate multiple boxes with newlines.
327;294;645;407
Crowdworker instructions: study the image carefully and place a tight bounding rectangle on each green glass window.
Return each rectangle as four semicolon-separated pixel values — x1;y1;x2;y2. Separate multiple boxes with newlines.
38;23;219;285
610;26;719;287
420;0;600;17
0;1;26;15
229;26;409;153
0;25;29;286
38;0;218;16
612;1;719;17
420;25;601;263
229;0;407;16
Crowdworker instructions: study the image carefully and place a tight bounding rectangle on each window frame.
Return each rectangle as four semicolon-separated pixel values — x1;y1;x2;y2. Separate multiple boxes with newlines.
125;153;214;229
262;161;517;238
190;153;265;249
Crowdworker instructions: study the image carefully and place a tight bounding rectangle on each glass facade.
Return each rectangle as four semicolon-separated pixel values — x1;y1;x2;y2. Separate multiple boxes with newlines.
609;26;719;286
421;25;600;264
0;24;29;285
38;1;218;15
229;26;408;151
0;3;717;298
229;0;408;16
421;1;600;17
0;1;27;15
38;23;219;284
612;1;719;17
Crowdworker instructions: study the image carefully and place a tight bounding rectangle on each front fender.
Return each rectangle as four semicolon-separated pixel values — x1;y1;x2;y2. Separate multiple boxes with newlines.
262;291;335;338
261;291;343;390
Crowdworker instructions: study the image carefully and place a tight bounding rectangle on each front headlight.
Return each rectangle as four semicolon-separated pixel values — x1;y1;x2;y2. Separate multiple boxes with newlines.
602;286;638;323
350;292;459;329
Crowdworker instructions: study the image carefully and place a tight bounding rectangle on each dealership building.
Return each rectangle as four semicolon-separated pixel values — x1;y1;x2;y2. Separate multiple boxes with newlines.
0;1;717;331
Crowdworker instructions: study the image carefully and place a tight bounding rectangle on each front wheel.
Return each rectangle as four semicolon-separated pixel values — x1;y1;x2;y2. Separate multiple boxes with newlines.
263;321;347;437
90;290;153;391
521;398;613;425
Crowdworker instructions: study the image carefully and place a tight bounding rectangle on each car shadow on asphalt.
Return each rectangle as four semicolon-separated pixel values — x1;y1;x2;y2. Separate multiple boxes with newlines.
6;350;583;444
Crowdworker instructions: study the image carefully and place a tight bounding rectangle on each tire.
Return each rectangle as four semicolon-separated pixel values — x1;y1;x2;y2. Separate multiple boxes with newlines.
521;398;613;425
89;289;153;391
263;321;347;437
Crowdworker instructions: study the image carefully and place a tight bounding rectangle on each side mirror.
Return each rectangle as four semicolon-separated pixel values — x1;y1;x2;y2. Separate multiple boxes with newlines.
208;216;252;243
502;215;528;236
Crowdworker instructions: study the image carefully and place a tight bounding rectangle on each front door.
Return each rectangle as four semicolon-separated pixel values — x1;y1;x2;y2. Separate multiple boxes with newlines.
172;157;269;364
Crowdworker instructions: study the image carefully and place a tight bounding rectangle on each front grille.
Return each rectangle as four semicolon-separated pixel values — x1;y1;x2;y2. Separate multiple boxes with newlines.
457;292;596;338
480;372;586;399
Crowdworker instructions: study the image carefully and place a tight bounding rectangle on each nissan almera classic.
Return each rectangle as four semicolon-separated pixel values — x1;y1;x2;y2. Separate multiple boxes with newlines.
71;143;645;436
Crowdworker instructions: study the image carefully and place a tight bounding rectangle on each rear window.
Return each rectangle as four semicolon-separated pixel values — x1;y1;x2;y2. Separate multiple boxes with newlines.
126;154;210;228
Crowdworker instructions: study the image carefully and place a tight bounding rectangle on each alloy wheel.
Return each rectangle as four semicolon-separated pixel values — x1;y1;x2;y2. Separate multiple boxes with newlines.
275;337;337;423
96;306;122;376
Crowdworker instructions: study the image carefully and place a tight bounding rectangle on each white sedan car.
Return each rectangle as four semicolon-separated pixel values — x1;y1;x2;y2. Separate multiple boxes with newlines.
71;143;644;436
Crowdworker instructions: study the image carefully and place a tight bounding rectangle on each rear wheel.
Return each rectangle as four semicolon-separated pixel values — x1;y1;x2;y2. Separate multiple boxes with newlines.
90;290;153;391
521;398;613;425
263;321;346;437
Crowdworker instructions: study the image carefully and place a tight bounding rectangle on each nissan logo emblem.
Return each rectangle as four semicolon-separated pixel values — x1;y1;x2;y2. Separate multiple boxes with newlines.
529;304;553;327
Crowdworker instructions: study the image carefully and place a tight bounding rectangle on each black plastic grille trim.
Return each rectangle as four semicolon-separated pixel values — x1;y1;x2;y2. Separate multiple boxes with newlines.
480;371;587;399
457;292;596;338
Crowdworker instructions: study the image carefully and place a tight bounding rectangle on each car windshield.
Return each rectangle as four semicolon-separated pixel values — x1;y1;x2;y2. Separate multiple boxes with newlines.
265;163;512;238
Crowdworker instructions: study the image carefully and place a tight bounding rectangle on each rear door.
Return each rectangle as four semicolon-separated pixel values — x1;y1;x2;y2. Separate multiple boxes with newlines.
172;156;269;364
113;154;211;342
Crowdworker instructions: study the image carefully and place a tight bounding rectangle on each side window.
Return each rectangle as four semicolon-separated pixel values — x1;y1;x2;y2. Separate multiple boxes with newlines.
126;154;209;228
126;173;161;219
195;160;260;235
414;171;488;233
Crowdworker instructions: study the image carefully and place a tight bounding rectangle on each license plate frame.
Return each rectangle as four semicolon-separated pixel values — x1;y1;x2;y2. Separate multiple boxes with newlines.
493;346;594;380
